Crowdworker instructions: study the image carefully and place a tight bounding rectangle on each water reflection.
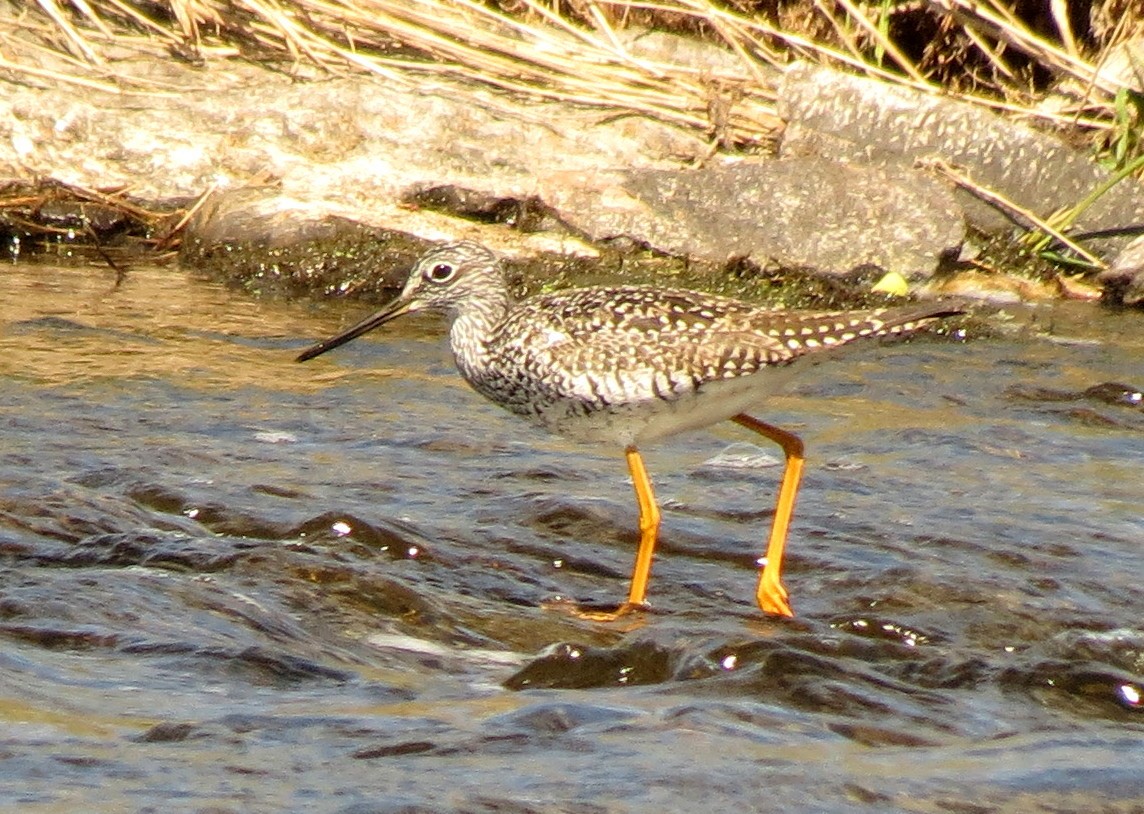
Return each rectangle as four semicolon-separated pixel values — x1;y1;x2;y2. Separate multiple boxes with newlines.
1;263;1142;811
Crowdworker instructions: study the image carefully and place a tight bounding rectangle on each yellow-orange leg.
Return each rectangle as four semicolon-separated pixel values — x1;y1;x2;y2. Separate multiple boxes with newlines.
569;445;659;622
624;445;660;608
731;413;804;617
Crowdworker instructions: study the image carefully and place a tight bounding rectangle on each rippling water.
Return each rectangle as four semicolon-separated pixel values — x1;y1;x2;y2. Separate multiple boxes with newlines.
2;262;1142;812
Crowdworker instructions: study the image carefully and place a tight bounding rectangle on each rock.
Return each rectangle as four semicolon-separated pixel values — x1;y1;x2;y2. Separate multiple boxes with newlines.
540;157;964;278
179;187;434;299
0;14;1124;295
918;269;1059;305
178;186;610;303
0;51;710;234
779;62;1144;255
1098;234;1144;306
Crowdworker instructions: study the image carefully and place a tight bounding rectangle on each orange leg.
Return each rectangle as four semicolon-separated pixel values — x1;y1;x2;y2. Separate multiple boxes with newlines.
624;445;660;608
731;414;804;617
570;445;658;622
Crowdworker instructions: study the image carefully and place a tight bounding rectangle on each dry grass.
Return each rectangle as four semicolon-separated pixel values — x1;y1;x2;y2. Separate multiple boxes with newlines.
2;0;1142;153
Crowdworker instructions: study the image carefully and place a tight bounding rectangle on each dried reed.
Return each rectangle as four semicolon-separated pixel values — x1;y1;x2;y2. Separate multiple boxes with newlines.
2;0;1141;149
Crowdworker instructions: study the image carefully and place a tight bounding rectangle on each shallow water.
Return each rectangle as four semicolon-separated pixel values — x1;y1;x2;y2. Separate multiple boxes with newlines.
1;262;1142;813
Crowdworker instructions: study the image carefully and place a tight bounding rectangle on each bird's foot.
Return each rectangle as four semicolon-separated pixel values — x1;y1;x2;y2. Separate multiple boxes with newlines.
757;576;794;618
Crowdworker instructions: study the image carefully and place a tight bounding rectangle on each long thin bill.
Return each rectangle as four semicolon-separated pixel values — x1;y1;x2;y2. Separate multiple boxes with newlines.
295;299;412;362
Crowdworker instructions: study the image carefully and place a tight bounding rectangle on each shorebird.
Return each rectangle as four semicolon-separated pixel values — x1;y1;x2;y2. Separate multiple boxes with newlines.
297;241;963;619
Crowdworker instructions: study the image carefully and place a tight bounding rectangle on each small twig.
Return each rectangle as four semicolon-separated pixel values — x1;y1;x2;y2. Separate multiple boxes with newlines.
34;0;104;63
1048;0;1079;58
48;180;169;223
86;223;130;286
156;183;220;251
920;157;1106;268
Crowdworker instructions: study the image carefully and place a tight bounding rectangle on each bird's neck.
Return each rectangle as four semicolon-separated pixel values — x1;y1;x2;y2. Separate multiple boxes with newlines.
448;288;513;381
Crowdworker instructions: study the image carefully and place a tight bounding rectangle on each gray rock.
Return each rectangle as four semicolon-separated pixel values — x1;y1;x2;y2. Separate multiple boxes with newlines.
0;53;707;230
779;62;1144;252
541;158;964;278
3;18;1125;285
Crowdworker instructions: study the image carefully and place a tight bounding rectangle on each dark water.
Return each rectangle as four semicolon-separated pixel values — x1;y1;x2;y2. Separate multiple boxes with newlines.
2;263;1142;813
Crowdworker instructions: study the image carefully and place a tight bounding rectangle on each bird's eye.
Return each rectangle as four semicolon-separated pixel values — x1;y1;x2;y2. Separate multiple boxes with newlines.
426;262;456;283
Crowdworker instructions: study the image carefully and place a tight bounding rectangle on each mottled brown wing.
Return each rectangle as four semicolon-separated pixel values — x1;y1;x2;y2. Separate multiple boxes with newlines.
498;287;796;402
498;286;961;403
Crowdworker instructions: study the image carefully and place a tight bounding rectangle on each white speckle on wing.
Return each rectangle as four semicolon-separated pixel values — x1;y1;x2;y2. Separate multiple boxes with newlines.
541;328;568;347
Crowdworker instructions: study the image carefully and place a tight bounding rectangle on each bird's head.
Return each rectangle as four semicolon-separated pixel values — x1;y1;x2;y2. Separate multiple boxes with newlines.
295;241;505;362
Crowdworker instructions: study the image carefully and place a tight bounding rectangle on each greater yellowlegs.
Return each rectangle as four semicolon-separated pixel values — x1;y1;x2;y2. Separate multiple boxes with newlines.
297;241;964;619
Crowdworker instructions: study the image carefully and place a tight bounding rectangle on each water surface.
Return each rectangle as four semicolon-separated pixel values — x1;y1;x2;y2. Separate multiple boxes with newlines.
1;263;1142;812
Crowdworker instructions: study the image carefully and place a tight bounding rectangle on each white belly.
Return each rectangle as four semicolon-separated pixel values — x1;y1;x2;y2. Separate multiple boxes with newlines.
531;365;800;447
